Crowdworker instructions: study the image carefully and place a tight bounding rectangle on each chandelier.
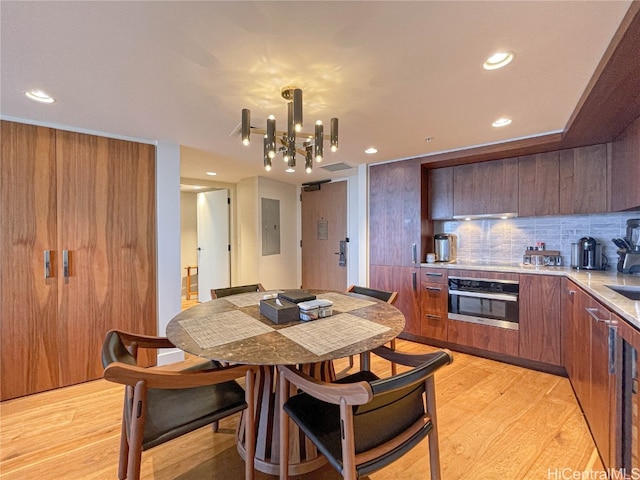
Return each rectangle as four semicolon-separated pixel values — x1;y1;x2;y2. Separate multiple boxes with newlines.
241;86;338;173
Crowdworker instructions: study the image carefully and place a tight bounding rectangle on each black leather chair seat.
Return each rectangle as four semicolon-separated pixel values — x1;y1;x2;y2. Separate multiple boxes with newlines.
139;381;247;449
283;370;433;476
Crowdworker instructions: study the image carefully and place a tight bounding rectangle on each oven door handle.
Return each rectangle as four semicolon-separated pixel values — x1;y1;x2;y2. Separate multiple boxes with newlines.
448;290;518;302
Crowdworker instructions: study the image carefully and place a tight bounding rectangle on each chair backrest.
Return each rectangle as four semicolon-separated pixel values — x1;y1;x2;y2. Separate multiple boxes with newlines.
278;346;452;480
352;350;451;454
347;285;398;305
211;283;265;299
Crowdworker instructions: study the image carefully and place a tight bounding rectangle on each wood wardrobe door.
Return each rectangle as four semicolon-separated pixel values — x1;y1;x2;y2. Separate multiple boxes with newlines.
1;121;60;400
56;131;157;387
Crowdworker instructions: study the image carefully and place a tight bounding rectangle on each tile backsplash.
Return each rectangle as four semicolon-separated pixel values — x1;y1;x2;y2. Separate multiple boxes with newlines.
436;211;640;267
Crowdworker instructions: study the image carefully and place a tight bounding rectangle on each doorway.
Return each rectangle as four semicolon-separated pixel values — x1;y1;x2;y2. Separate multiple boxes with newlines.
301;181;347;290
196;189;230;302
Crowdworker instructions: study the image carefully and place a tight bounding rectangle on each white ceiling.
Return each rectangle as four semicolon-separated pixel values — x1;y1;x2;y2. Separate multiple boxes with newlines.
0;1;632;186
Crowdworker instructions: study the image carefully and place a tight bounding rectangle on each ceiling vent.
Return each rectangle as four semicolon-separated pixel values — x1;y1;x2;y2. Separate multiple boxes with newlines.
319;162;353;172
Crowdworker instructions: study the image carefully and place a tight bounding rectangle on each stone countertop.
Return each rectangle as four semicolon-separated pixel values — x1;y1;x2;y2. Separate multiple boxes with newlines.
420;261;640;329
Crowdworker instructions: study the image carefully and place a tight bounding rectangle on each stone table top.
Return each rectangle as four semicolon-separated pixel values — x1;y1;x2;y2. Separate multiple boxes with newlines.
166;290;406;365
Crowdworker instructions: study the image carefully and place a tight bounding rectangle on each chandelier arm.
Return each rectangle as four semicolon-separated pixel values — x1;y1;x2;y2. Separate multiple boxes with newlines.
251;126;331;141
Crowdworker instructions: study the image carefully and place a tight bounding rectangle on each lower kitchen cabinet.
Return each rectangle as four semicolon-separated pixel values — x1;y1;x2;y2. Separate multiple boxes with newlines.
419;270;448;341
518;274;561;365
616;314;640;470
370;265;421;335
565;281;616;469
447;319;520;356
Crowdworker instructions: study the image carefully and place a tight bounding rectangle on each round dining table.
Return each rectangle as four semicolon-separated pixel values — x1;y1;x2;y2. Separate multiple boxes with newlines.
166;289;405;475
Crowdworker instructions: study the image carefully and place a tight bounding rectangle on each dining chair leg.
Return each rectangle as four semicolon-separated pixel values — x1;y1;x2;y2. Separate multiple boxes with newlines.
278;373;290;480
245;369;256;480
425;376;441;480
390;338;397;375
118;404;129;480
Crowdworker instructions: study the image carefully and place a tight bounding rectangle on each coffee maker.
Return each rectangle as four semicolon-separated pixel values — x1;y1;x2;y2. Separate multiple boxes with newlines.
617;219;640;274
571;237;604;270
434;233;455;262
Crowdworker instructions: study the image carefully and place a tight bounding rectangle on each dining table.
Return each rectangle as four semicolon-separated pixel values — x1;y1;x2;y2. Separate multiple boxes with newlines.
166;289;405;475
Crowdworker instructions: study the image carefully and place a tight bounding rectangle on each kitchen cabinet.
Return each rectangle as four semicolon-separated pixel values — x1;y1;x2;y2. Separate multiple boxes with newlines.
611;114;640;211
564;281;616;468
615;313;640;470
518;274;561;365
419;268;448;340
427;166;453;220
370;265;421;336
0;121;157;400
558;144;609;214
453;157;518;217
369;158;424;267
518;152;560;217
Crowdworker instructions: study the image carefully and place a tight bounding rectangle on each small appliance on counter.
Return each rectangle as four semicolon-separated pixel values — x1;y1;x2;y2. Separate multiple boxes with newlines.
614;218;640;274
434;233;455;263
522;247;562;266
571;236;607;270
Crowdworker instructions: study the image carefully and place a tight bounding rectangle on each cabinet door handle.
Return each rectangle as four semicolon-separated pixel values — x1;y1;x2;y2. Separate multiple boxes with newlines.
412;271;417;291
425;314;441;320
425;272;443;277
411;243;417;264
62;250;69;278
44;250;52;278
566;289;575;297
425;286;442;292
608;326;617;375
585;307;608;323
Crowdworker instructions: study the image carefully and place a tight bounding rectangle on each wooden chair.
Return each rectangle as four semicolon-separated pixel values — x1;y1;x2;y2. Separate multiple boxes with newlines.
346;285;399;373
211;283;265;300
102;329;257;480
278;346;453;480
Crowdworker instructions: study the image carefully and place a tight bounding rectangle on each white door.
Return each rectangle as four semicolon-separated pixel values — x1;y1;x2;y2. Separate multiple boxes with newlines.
197;189;230;302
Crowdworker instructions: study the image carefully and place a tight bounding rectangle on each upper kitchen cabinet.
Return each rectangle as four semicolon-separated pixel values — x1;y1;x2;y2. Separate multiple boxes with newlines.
453;157;519;217
370;158;425;267
518;152;560;217
610;115;640;211
558;144;609;214
427;166;454;220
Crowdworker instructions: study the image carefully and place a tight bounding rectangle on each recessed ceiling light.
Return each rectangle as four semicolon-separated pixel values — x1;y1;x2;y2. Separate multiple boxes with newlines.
424;136;434;143
25;90;55;103
206;171;217;176
365;147;378;154
492;117;512;128
483;51;515;70
285;168;295;173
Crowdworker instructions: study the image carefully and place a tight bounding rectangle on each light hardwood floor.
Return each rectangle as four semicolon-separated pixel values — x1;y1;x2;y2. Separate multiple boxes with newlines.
1;339;602;479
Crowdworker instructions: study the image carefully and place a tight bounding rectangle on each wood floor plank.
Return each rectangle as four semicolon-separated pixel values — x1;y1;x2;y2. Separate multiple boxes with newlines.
0;340;605;479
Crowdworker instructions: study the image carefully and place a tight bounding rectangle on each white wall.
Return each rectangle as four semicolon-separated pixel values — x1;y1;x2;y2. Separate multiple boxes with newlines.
156;142;184;365
236;176;299;290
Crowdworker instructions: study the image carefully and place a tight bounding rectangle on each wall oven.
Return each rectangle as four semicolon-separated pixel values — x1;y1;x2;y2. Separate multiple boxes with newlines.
448;276;520;330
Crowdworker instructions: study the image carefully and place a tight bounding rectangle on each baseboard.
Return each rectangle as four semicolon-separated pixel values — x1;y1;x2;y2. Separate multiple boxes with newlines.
157;348;184;366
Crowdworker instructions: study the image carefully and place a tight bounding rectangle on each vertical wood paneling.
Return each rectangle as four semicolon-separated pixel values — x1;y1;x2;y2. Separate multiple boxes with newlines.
611;114;640;211
428;167;454;220
1;121;157;400
518;274;561;365
369;159;422;267
1;121;60;400
56;132;157;387
518;152;560;216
